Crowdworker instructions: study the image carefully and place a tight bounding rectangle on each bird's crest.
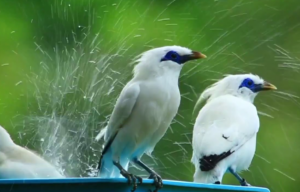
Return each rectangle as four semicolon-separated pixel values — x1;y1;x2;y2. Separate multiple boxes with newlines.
0;126;14;149
193;73;261;114
131;45;195;77
193;78;223;114
131;49;155;77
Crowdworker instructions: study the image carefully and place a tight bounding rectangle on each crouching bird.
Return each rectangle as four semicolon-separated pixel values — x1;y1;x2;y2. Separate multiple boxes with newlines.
96;46;206;191
191;74;276;186
0;126;64;179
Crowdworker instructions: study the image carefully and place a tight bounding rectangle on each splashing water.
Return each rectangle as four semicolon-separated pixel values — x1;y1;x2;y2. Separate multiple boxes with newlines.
22;29;132;177
3;0;300;191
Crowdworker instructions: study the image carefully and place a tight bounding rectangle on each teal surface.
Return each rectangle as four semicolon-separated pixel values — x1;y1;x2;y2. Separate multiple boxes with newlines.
0;178;270;192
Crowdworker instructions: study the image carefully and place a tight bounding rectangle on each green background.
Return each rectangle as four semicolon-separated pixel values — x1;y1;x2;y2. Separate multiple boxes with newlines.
0;0;299;191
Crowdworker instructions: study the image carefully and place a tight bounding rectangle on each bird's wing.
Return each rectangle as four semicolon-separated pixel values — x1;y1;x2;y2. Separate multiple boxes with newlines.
192;95;259;171
0;147;63;179
102;82;140;150
0;161;63;179
0;161;37;179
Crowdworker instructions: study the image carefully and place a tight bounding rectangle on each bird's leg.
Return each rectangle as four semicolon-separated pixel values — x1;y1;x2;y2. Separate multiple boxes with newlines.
228;168;251;186
133;158;163;192
113;161;143;192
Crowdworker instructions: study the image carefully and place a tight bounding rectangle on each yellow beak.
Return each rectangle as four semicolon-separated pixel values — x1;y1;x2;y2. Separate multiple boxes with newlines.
261;81;277;91
191;51;207;59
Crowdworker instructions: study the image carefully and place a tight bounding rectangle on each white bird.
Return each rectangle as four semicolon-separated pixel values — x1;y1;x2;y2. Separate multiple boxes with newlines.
0;126;64;179
96;46;206;190
191;74;276;185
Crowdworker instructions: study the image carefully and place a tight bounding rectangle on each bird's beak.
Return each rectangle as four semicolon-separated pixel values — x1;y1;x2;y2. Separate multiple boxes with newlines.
260;81;277;91
190;51;207;60
180;51;207;64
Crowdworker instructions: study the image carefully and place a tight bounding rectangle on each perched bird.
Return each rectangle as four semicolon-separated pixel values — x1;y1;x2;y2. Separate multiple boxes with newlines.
96;46;206;191
0;126;64;179
191;74;276;186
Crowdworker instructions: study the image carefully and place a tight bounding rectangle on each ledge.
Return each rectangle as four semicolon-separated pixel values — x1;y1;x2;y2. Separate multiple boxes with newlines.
0;178;270;192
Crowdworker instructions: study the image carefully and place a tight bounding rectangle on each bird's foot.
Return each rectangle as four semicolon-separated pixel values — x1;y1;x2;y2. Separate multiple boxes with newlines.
240;178;251;186
214;181;221;184
120;169;143;192
148;172;163;192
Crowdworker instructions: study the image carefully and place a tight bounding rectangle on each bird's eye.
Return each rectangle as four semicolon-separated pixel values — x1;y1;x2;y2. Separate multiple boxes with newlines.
160;51;181;64
247;80;253;86
239;78;255;91
170;53;177;59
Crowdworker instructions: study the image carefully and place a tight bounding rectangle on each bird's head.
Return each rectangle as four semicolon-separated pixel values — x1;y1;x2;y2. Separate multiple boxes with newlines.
133;45;206;79
237;74;277;95
0;126;14;149
196;74;277;106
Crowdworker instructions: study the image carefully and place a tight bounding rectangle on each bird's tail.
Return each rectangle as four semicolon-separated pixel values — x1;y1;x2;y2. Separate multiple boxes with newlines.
98;149;129;178
193;169;216;184
95;126;108;141
192;154;213;183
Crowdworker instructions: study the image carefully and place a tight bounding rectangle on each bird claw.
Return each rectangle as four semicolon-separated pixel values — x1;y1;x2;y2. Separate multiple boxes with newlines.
148;172;163;192
120;169;143;192
214;181;221;184
241;179;251;186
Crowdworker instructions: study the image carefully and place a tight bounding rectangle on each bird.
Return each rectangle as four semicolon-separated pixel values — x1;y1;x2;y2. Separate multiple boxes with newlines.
95;45;207;191
191;74;277;186
0;126;64;179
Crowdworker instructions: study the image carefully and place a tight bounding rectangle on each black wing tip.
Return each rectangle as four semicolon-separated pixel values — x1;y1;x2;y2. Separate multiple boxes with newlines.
199;150;234;171
199;156;216;171
97;132;119;171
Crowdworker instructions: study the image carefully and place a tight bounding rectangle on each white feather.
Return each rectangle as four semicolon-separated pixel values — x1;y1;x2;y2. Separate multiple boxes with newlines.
0;126;64;179
192;74;273;184
95;126;108;141
97;45;205;178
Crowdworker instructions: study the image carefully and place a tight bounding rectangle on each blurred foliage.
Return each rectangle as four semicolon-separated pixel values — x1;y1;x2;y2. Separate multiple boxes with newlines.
0;0;299;191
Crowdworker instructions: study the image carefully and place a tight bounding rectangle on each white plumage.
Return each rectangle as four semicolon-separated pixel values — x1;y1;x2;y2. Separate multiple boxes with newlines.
191;74;276;185
0;126;64;179
96;46;206;189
